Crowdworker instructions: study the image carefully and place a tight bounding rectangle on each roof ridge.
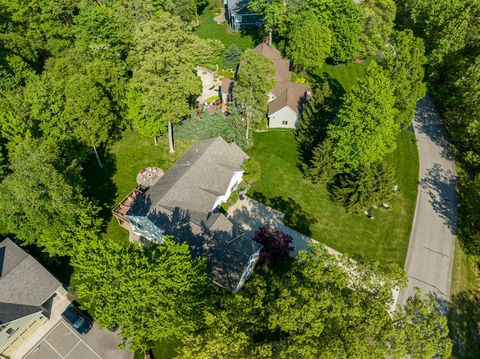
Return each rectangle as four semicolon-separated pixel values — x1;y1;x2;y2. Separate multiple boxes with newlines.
0;250;31;284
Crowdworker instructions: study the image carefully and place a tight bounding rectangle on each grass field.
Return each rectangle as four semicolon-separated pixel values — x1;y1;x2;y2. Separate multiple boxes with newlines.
248;130;418;266
448;242;480;358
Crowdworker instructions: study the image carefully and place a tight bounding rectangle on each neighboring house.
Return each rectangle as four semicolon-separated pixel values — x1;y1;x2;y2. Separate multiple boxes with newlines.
254;43;308;129
122;137;263;293
225;0;262;30
0;238;65;357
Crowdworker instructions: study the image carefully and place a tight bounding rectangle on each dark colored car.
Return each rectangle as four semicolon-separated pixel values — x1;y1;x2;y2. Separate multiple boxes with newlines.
61;305;93;334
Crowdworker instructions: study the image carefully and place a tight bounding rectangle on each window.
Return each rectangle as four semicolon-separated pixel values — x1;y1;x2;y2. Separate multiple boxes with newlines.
6;327;15;336
282;120;288;125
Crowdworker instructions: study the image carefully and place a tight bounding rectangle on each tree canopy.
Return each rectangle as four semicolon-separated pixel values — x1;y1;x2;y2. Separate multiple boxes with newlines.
328;61;398;172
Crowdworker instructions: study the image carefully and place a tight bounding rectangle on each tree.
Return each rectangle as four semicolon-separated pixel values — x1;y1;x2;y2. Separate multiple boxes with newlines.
0;139;101;256
248;0;289;46
0;87;34;147
253;226;294;266
286;15;332;72
241;157;261;188
328;162;395;213
296;81;336;162
223;44;242;68
234;49;275;143
72;236;209;353
328;61;398;172
185;37;224;68
359;0;396;57
128;14;201;150
182;244;450;358
383;30;426;128
305;138;337;184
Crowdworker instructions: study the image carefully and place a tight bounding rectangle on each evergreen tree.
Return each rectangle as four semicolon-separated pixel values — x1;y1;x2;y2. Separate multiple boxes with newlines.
328;162;395;213
305;138;337;184
223;44;242;67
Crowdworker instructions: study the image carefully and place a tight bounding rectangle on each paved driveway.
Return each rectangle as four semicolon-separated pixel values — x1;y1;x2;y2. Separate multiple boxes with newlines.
196;67;219;103
397;96;457;310
23;320;132;359
227;197;340;257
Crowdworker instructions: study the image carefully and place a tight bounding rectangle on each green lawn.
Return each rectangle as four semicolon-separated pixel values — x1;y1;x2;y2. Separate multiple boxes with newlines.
448;242;480;358
248;129;419;266
194;5;255;69
84;130;193;246
314;59;371;92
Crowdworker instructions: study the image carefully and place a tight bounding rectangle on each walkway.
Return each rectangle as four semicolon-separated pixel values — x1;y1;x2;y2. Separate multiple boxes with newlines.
397;96;457;310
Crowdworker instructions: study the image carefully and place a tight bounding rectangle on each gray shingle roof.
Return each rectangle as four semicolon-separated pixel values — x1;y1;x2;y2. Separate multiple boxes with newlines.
0;302;42;325
0;239;61;316
130;137;248;226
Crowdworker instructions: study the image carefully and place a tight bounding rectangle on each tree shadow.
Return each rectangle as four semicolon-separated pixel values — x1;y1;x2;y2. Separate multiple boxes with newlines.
448;289;480;358
82;150;118;227
420;163;457;234
414;96;455;161
250;192;317;236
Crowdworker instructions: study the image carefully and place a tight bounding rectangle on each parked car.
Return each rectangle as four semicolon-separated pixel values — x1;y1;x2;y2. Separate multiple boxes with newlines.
62;305;93;334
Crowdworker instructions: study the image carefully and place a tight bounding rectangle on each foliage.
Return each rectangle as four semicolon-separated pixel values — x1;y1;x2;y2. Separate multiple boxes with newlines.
0;139;101;256
296;81;336;162
253;226;294;266
328;61;398;172
242;157;261;187
383;30;426;128
305;138;337;185
179;244;450;358
72;236;209;353
176;109;247;147
127;14;201;140
359;0;396;57
0;50;35;93
234;49;275;128
185;37;224;68
328;162;396;213
286;15;332;71
223;44;242;67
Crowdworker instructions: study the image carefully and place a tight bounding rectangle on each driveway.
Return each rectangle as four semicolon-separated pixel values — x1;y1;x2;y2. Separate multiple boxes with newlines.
397;96;457;310
227;197;340;257
23;320;133;359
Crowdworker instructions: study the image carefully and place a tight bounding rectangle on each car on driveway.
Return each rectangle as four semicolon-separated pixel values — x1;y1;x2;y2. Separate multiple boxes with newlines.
62;304;93;334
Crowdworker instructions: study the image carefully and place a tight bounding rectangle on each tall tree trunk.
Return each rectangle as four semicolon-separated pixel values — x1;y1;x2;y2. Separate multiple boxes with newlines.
268;28;273;47
92;145;104;168
154;136;158;146
168;121;174;153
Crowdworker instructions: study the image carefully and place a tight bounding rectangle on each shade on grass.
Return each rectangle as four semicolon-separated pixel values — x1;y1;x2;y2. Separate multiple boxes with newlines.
194;6;255;69
87;130;193;245
248;130;418;266
315;59;371;92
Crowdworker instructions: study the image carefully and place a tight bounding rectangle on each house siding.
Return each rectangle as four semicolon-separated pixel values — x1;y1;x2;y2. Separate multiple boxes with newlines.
268;106;300;129
212;170;244;210
0;312;46;355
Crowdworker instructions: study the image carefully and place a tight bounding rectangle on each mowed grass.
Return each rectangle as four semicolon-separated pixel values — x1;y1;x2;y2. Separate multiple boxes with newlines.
448;242;480;358
194;5;255;69
315;59;371;92
248;130;419;266
84;130;193;245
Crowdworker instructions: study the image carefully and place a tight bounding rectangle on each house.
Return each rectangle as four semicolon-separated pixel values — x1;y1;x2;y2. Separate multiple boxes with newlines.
254;43;308;129
0;238;66;357
123;137;263;293
225;0;262;30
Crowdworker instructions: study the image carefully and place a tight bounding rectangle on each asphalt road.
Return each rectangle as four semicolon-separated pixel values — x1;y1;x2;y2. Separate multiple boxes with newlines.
397;96;457;311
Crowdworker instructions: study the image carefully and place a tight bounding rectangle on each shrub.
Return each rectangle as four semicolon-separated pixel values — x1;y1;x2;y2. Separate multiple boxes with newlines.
253;226;294;266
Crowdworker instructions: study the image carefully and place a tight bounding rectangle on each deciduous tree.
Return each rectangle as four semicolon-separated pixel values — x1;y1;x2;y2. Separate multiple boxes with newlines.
359;0;396;57
72;236;209;353
286;15;332;72
328;61;398;172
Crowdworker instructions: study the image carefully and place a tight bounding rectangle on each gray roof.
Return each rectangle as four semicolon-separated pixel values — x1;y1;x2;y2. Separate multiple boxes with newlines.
227;0;250;15
0;303;42;325
130;137;248;226
0;238;61;324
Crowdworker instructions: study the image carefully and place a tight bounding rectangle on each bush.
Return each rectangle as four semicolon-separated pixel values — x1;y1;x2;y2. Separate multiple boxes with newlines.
241;158;261;188
253;226;294;266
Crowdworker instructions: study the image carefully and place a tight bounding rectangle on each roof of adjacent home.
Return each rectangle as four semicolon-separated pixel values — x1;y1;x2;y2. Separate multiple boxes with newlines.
227;0;254;15
0;238;61;325
221;78;235;94
269;82;308;115
128;138;262;293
